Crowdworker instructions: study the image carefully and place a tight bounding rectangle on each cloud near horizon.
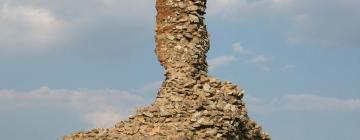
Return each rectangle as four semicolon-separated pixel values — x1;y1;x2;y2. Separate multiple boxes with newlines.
246;94;360;113
2;86;359;127
0;86;150;128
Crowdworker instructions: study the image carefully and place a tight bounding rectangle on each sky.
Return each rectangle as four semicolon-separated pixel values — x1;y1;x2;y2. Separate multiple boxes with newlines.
0;0;359;139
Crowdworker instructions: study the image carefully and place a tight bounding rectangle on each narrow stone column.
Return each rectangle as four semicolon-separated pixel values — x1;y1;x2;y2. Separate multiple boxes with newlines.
155;0;209;79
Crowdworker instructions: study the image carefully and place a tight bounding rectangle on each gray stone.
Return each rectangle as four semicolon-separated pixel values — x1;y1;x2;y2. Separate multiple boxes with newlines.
178;2;186;9
167;35;175;40
188;6;198;11
191;112;202;122
143;112;154;118
189;14;199;23
184;33;193;39
203;83;211;92
159;108;172;117
170;96;182;102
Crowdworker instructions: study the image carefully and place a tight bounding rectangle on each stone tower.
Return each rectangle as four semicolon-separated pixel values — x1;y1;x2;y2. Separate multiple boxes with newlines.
64;0;270;139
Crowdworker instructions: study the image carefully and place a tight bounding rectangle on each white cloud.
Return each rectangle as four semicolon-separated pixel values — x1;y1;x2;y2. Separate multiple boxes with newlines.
0;86;148;128
245;95;275;113
0;2;67;51
250;55;269;64
208;0;239;14
231;42;272;72
208;0;269;20
0;0;155;55
248;55;271;72
232;42;253;55
133;81;162;94
85;110;122;128
208;55;236;71
278;94;360;111
245;94;360;114
208;0;360;47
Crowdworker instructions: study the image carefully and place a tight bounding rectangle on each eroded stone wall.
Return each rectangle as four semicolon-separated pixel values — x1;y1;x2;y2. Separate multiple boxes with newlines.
63;0;270;139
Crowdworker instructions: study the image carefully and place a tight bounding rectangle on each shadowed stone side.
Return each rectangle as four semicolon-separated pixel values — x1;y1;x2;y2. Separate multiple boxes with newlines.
63;0;270;139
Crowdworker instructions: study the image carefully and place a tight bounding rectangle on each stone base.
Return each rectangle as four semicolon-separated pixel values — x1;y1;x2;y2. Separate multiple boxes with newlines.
63;75;270;140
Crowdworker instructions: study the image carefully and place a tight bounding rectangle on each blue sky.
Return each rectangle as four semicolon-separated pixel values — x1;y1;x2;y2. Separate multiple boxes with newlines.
0;0;359;139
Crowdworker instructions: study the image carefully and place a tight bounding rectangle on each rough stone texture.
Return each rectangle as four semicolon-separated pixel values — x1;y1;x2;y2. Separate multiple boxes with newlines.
63;0;270;139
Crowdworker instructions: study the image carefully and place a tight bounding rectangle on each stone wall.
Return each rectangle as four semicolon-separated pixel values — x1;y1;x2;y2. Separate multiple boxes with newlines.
63;0;270;139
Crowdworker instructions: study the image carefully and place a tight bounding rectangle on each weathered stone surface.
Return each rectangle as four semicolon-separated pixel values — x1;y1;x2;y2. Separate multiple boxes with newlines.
63;0;270;139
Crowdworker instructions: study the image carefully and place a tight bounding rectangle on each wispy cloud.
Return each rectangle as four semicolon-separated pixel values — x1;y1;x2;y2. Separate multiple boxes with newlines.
132;80;162;94
232;42;272;72
248;55;271;72
0;86;150;128
281;64;297;71
208;55;236;71
246;94;360;114
84;109;123;128
279;94;360;111
232;42;253;55
208;0;360;47
249;55;269;64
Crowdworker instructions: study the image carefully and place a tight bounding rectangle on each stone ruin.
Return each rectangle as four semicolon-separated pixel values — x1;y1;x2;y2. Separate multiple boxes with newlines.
63;0;271;139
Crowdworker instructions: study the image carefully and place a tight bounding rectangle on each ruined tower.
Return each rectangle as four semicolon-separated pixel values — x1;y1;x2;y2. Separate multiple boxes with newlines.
64;0;270;139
